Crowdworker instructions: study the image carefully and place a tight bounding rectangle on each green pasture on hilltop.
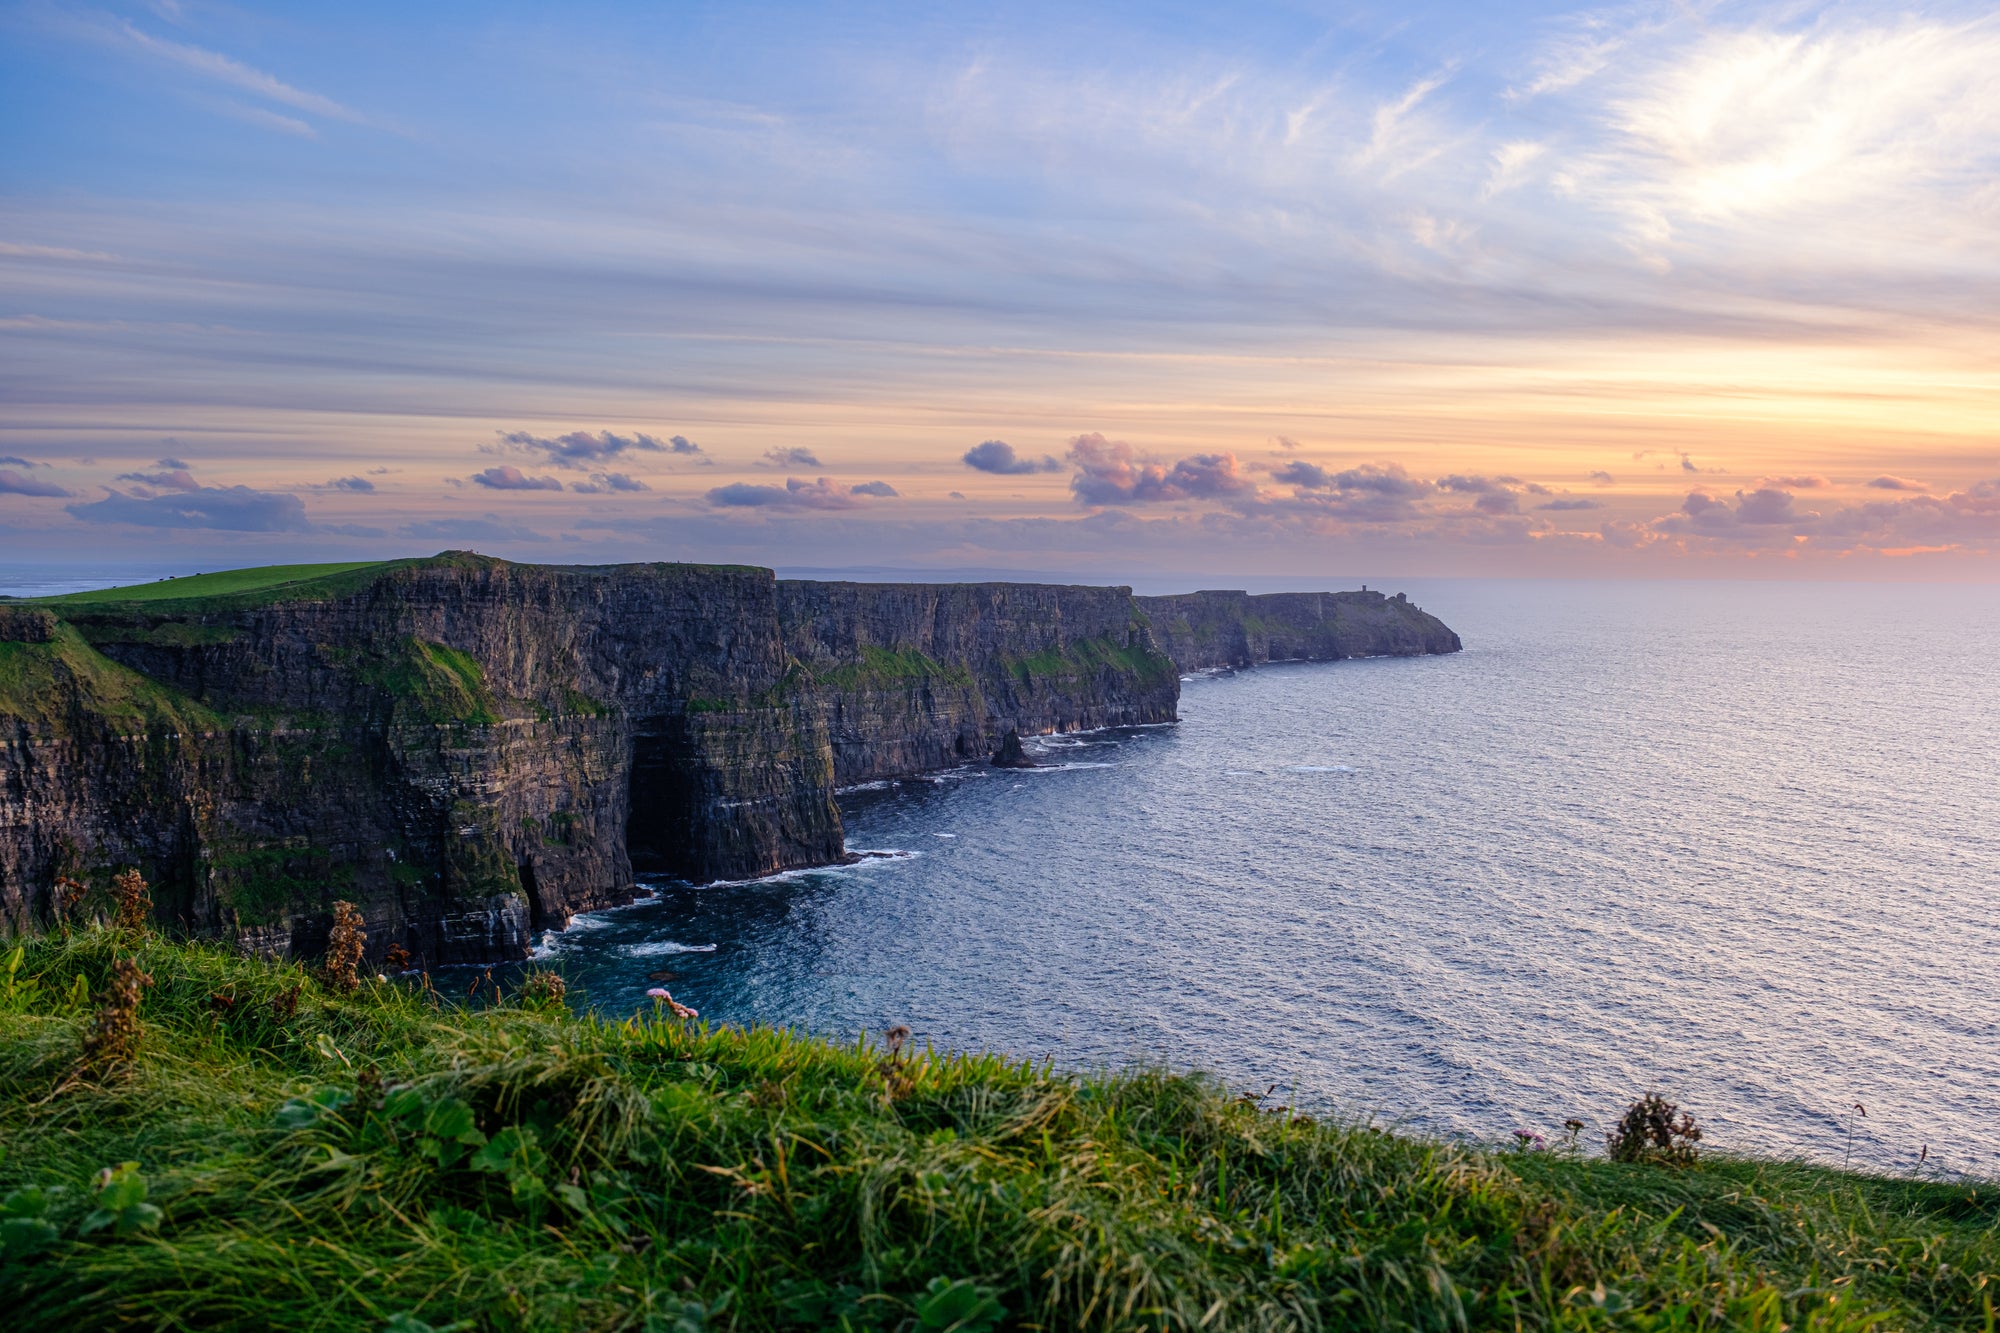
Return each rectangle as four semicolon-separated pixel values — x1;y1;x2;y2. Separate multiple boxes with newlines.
0;932;1992;1331
22;562;397;606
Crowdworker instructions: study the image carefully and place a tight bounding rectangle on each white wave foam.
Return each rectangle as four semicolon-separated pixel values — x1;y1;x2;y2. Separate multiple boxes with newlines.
1288;765;1355;773
623;940;717;957
934;832;957;838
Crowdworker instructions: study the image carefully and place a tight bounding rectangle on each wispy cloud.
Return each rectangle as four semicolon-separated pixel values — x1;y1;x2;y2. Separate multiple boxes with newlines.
115;20;365;125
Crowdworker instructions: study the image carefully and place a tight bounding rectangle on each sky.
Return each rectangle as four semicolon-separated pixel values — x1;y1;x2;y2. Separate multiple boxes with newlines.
3;0;1998;581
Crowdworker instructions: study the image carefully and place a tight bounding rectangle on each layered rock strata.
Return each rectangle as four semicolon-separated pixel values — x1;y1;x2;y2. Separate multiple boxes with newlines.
0;558;1456;965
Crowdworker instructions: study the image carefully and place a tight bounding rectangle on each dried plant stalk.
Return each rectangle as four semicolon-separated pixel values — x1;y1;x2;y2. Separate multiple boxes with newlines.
322;901;366;994
82;957;153;1072
111;868;152;936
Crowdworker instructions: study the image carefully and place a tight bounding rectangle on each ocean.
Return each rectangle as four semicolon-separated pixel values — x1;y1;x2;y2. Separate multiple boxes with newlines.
537;579;2000;1174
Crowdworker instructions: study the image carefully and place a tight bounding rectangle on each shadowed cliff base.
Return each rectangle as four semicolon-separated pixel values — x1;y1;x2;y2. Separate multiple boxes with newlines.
0;555;1458;966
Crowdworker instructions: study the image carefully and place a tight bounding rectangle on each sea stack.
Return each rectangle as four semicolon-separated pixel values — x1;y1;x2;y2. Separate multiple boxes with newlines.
991;729;1037;768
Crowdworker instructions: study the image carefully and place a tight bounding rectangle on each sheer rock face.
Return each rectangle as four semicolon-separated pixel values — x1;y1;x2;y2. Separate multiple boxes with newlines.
1136;590;1461;672
0;558;1458;965
775;581;1178;786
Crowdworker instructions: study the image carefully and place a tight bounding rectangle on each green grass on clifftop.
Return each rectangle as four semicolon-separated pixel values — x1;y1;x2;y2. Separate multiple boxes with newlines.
28;562;396;606
0;934;1992;1331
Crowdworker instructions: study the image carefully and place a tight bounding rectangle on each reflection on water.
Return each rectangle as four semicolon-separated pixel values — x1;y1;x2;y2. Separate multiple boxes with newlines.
540;579;2000;1175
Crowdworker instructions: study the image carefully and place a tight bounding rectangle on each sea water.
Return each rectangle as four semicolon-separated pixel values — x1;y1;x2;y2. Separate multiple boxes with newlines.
542;579;2000;1173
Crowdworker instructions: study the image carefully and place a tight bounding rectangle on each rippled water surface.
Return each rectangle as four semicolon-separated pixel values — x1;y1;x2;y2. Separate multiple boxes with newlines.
545;580;1999;1172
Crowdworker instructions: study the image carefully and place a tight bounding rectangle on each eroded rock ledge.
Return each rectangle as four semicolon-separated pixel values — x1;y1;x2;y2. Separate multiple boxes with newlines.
0;556;1457;964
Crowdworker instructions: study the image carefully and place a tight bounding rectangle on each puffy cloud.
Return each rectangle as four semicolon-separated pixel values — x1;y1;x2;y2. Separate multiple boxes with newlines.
761;447;822;468
1588;471;1616;485
1865;475;1927;491
1768;475;1829;489
1322;463;1431;498
1271;460;1331;489
67;485;311;532
116;460;200;492
1248;461;1438;523
1437;473;1521;515
706;476;894;510
963;440;1062;475
1066;433;1256;505
0;470;73;498
570;472;650;494
0;456;45;469
495;429;690;470
1536;497;1603;511
324;476;375;492
471;465;563;492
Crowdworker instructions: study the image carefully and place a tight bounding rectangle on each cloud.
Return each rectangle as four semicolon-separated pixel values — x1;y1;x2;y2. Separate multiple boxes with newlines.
1588;471;1616;485
0;456;46;469
1768;474;1829;489
67;485;311;532
1067;433;1256;506
0;470;73;498
1437;474;1521;515
400;516;547;542
963;440;1061;475
1647;479;2000;555
116;460;200;492
705;476;885;510
324;475;375;493
1536;497;1603;511
115;21;365;125
0;240;118;263
761;447;822;468
471;465;562;492
570;472;650;494
1271;460;1331;489
1865;475;1927;492
495;429;688;470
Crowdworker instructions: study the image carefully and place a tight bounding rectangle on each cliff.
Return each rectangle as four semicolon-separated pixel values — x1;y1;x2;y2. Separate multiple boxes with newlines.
0;559;1456;966
1137;589;1460;672
776;580;1176;786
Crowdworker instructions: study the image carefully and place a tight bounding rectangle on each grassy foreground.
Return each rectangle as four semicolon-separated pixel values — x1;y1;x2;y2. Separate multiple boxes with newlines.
0;934;1992;1332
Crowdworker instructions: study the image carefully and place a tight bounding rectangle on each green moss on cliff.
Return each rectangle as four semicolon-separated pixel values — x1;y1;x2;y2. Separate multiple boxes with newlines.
1003;633;1175;686
0;623;222;738
73;621;243;650
361;638;501;726
210;845;354;928
812;645;975;692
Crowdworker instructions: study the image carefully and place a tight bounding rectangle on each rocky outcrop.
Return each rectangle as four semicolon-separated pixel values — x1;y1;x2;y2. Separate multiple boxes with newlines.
0;557;1457;966
1137;589;1460;672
